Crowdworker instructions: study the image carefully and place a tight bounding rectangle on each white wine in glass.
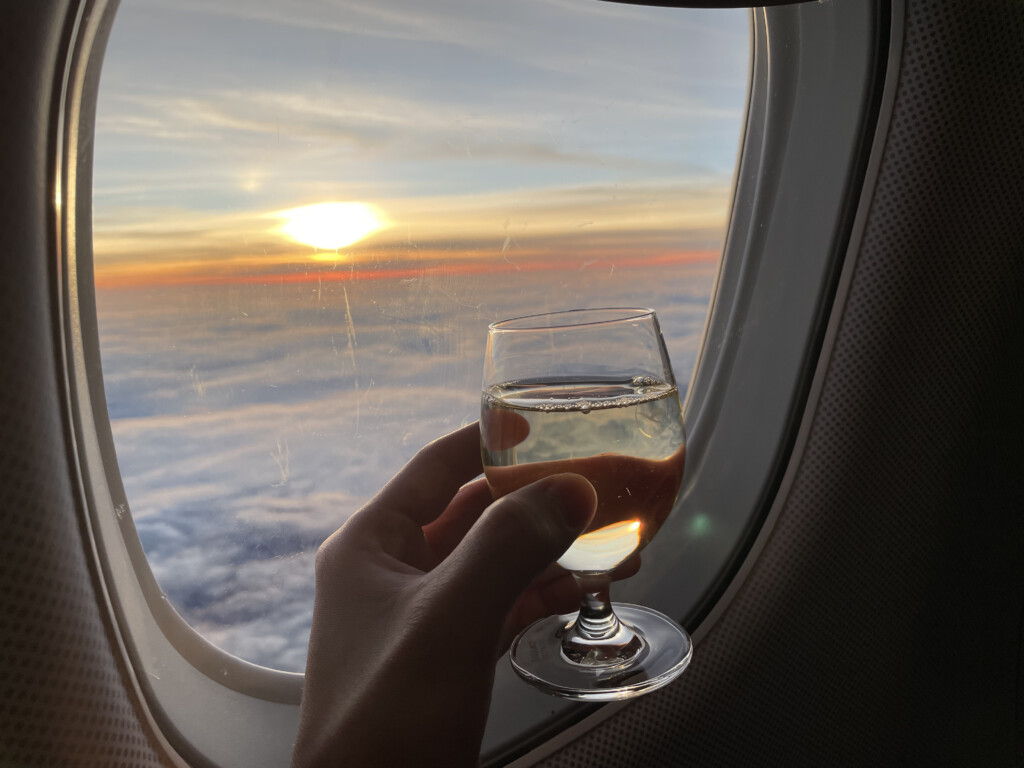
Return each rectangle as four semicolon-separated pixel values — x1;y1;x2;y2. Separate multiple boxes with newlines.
482;308;692;701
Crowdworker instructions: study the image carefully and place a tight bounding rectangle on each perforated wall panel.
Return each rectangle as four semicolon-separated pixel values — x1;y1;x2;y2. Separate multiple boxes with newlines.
538;0;1024;765
0;4;175;766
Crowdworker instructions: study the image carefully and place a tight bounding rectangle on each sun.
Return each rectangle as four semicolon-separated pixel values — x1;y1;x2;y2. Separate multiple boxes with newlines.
275;202;386;251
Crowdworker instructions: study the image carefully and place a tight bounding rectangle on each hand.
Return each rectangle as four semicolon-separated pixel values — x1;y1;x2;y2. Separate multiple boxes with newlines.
291;423;603;768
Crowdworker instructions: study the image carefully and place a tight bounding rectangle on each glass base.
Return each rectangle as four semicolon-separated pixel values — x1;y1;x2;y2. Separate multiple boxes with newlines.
509;603;692;701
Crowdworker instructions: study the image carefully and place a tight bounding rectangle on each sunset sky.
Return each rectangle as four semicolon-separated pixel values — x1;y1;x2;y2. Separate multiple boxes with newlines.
93;0;749;287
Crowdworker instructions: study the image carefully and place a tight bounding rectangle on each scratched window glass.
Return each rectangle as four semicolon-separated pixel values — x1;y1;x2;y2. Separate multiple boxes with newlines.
93;0;749;672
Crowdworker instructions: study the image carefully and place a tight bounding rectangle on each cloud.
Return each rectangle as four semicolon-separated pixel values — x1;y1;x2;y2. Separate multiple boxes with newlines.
95;82;735;209
91;177;733;285
94;0;748;222
99;260;716;671
126;0;746;87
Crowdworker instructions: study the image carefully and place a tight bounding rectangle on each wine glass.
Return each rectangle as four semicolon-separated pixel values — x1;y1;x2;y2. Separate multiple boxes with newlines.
481;308;692;701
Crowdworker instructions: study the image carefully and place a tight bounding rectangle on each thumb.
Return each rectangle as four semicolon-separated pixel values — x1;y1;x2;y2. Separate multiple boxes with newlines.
431;474;596;626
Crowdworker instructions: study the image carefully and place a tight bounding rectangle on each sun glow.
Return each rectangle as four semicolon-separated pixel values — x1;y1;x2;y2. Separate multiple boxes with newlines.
275;202;386;251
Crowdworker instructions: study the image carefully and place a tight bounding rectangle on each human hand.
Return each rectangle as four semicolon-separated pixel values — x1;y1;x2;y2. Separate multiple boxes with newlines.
291;423;604;768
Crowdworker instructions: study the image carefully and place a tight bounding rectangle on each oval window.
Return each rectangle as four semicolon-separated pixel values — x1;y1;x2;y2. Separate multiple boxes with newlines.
93;0;749;673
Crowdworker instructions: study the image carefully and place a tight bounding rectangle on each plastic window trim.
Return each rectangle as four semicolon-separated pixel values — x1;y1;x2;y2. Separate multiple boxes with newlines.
55;1;894;766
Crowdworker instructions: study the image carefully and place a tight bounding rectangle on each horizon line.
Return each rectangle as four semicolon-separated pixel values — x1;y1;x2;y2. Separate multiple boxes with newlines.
94;249;720;290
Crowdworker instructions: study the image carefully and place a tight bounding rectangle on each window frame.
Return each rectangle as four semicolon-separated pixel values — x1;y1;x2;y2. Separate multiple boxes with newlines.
56;0;897;765
495;1;898;761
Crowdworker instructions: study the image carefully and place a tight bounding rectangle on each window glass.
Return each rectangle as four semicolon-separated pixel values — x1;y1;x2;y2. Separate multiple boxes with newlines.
93;0;749;673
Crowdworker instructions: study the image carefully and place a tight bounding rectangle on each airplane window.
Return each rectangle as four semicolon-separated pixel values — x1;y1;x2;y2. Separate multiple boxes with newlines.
92;0;749;675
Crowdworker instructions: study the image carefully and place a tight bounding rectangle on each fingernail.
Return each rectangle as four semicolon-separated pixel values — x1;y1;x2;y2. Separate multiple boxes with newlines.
542;474;596;532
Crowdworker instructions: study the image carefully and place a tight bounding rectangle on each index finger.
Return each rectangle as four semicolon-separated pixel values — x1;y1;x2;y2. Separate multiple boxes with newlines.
366;422;484;527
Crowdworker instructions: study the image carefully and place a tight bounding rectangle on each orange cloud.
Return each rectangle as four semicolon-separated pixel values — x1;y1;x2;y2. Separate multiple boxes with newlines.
94;248;718;291
92;181;729;290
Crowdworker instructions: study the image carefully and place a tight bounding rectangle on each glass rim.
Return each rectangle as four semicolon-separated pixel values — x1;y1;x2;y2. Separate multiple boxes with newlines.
488;307;657;333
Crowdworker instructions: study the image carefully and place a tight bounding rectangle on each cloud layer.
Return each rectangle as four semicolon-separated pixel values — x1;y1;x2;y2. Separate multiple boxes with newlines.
100;261;716;671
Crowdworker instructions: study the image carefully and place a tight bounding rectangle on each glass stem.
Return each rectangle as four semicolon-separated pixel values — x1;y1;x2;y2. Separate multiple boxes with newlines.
561;575;644;666
575;585;620;641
